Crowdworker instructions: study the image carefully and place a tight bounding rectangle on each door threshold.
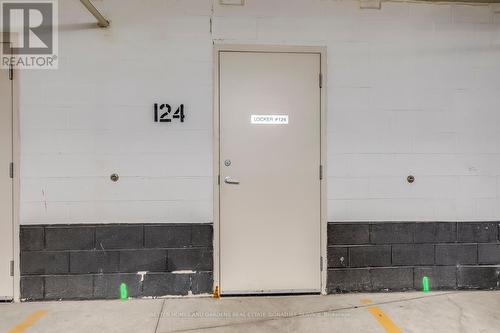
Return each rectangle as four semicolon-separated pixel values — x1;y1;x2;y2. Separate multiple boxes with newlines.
222;290;321;297
222;292;320;297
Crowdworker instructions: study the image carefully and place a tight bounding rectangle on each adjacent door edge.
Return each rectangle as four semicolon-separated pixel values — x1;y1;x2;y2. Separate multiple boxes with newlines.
212;44;328;296
1;32;21;302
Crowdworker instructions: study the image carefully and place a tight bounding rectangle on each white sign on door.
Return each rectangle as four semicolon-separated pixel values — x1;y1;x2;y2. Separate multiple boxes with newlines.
251;115;289;125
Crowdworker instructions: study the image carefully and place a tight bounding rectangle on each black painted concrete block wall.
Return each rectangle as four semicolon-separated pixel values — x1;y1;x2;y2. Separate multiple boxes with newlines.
327;222;500;293
20;223;213;301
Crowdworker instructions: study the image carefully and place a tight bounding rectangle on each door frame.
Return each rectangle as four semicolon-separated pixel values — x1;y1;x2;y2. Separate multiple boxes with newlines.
1;32;20;302
212;44;327;295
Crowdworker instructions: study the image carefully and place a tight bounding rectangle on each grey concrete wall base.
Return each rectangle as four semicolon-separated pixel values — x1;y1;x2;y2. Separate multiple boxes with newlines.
22;221;500;298
327;222;500;293
20;223;213;301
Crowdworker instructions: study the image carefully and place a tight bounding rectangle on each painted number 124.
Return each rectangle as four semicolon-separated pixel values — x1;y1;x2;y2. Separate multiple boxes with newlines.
154;103;185;123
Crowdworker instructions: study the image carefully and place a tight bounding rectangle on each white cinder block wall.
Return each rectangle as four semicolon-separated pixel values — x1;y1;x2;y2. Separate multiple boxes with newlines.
19;0;500;224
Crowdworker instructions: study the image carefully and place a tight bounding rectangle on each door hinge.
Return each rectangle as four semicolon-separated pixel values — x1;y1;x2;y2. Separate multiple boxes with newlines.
319;165;323;180
217;174;220;185
9;65;13;80
9;162;14;179
319;73;322;88
10;260;14;276
320;256;323;271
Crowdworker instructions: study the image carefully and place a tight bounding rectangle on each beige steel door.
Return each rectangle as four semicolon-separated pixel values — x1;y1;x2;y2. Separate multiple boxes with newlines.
219;50;322;294
0;57;13;300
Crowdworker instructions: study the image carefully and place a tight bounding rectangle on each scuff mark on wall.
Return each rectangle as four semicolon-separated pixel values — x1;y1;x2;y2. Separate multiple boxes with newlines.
42;189;48;213
137;271;148;282
172;270;196;274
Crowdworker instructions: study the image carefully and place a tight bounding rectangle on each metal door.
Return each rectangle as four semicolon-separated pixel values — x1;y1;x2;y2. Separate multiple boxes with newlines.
219;50;322;294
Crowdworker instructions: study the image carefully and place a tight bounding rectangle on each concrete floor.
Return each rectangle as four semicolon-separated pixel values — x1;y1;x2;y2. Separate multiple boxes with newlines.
1;291;500;332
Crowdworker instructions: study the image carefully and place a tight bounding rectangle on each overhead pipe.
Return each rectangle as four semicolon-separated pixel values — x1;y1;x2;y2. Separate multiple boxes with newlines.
80;0;109;28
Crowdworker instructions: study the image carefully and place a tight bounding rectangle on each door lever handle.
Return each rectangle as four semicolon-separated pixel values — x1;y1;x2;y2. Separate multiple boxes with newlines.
224;176;240;185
